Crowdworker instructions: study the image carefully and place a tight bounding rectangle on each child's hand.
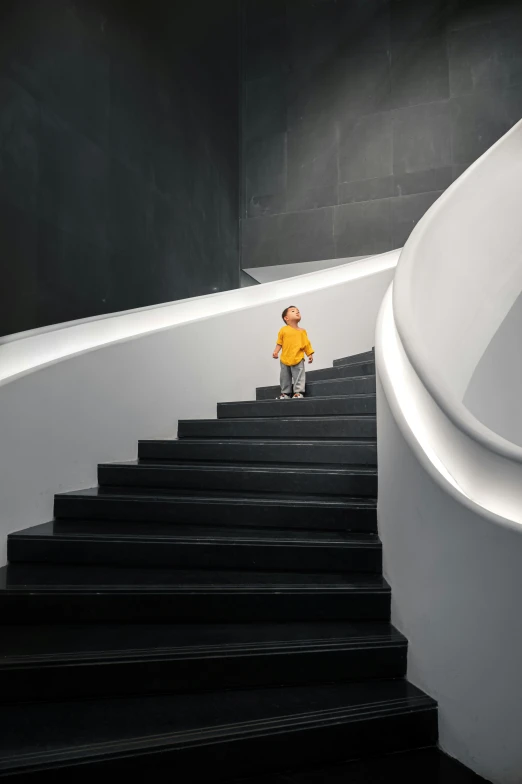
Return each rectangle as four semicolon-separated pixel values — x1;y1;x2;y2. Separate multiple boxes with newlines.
272;351;279;359
308;355;314;364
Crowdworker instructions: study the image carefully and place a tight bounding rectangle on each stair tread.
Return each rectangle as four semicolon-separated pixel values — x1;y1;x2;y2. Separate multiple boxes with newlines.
10;521;380;546
0;621;405;663
220;394;376;405
141;438;377;446
0;680;434;767
58;486;377;507
259;374;375;390
333;350;374;366
328;358;375;369
305;363;375;383
217;396;376;419
102;460;378;475
230;748;485;783
179;417;376;425
0;563;389;590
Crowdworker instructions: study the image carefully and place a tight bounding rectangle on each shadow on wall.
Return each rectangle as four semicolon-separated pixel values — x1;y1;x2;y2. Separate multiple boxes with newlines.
464;290;522;446
241;0;522;269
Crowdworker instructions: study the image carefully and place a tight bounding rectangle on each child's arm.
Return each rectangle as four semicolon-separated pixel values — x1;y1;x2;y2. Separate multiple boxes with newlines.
304;335;314;364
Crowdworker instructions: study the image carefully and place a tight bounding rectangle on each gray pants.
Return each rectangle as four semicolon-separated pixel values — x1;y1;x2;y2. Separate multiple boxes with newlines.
280;359;305;395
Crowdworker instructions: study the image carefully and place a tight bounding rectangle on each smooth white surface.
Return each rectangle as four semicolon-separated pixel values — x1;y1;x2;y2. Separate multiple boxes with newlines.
244;255;367;283
377;369;522;784
378;288;522;526
393;118;522;463
376;120;522;783
0;250;398;565
464;291;522;447
0;252;394;385
377;290;522;782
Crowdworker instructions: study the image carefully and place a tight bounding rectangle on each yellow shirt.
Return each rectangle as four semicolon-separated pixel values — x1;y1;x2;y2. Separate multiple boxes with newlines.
277;326;314;366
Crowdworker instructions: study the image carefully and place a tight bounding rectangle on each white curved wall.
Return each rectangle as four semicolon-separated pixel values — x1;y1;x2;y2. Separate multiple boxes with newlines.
394;118;522;405
377;370;522;784
464;291;522;447
0;251;398;565
377;286;522;781
377;118;522;784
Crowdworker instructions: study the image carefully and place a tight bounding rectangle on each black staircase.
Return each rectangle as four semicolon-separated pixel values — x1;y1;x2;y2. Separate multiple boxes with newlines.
0;350;485;781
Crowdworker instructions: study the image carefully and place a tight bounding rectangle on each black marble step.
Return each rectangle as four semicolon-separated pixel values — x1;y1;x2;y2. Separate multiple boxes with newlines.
178;416;377;440
256;375;376;401
217;395;376;419
8;522;382;573
333;349;374;366
0;564;390;623
0;621;407;703
0;680;437;780
98;461;378;497
55;488;378;532
306;360;375;383
229;748;486;784
139;438;377;466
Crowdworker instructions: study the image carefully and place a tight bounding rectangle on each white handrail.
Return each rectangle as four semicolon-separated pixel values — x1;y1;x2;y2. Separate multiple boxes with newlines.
393;118;522;466
0;251;398;386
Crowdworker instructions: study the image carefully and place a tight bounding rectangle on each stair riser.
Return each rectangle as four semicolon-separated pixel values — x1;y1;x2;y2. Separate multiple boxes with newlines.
217;397;376;419
54;497;378;532
0;592;391;624
138;441;378;466
0;707;436;781
306;361;375;382
8;538;382;573
178;418;377;440
98;466;378;498
256;377;376;401
334;350;374;366
0;645;407;703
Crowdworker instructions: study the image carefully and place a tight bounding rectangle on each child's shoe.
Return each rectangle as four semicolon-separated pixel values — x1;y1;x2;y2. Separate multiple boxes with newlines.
277;393;291;399
293;393;304;398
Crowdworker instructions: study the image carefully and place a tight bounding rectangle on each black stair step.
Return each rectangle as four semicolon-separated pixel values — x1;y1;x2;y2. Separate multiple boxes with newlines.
0;621;407;703
256;375;376;401
98;461;378;497
8;522;382;573
0;564;390;623
333;349;374;366
229;748;486;784
178;416;377;440
55;488;378;532
305;359;375;382
139;438;377;466
217;395;376;419
0;680;437;781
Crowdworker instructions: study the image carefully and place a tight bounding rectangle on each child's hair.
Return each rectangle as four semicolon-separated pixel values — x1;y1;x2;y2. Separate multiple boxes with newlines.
282;305;297;323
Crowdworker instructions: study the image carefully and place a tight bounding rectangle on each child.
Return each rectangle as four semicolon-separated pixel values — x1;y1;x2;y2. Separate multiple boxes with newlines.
272;305;314;399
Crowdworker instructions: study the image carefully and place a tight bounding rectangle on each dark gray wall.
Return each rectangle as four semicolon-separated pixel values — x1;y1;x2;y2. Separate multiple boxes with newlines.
241;0;522;269
0;0;239;337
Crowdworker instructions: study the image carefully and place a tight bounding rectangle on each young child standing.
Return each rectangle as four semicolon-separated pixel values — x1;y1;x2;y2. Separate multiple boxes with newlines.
272;305;314;399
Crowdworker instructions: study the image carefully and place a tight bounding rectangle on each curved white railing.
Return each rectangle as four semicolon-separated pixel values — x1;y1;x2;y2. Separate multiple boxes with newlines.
382;118;522;525
0;251;396;386
376;120;522;782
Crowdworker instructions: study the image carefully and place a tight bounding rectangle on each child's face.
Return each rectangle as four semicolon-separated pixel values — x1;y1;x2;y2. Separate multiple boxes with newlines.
285;307;301;324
